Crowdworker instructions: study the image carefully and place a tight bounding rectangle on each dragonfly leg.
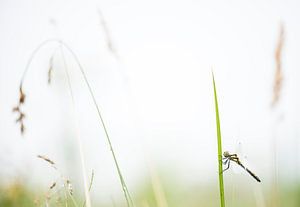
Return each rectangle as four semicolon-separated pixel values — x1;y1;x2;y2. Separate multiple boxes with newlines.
222;158;229;165
222;160;230;173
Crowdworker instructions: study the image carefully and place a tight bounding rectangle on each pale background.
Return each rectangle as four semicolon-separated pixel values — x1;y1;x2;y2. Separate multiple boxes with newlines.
0;0;299;203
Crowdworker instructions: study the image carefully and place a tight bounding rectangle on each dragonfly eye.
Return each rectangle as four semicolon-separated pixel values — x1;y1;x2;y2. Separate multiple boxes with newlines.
223;151;230;157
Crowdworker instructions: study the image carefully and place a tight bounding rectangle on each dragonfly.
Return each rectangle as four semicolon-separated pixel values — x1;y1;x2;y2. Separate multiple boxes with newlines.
222;151;261;182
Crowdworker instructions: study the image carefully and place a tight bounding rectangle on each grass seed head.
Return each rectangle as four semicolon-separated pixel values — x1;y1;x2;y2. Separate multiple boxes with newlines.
13;85;27;135
272;23;284;107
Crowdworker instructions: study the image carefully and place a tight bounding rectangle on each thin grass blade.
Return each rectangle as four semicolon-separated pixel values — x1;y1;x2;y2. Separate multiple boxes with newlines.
212;72;226;207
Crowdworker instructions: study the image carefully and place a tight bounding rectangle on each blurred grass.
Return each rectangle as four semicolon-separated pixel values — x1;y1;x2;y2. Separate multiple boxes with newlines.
1;179;300;207
0;182;37;207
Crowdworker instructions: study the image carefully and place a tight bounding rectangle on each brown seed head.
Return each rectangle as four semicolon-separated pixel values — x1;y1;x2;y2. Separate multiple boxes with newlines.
19;86;26;104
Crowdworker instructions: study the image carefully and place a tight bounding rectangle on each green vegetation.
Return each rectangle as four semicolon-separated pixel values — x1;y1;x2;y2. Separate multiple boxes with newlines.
212;72;225;207
5;24;298;207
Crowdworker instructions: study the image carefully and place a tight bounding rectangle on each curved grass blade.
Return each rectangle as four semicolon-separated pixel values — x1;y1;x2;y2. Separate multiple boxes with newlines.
17;39;134;207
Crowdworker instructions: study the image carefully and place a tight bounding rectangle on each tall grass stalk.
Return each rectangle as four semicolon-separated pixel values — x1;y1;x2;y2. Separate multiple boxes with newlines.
60;45;92;207
270;23;284;207
149;164;169;207
212;72;225;207
19;39;133;207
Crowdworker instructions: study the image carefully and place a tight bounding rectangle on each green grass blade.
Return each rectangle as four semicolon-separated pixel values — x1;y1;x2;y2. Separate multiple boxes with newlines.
60;42;133;207
212;72;225;207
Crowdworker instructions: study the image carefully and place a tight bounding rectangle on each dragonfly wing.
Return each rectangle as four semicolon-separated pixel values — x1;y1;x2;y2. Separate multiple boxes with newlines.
232;141;245;174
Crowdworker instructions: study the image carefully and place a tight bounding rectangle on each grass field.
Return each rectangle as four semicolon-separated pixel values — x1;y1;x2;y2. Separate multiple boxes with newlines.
2;2;300;206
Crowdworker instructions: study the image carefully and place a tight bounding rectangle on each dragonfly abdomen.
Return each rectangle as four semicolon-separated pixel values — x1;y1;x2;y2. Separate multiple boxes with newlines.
245;168;261;182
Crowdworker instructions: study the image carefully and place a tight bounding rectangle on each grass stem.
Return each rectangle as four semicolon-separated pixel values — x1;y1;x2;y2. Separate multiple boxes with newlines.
19;39;133;207
212;72;225;207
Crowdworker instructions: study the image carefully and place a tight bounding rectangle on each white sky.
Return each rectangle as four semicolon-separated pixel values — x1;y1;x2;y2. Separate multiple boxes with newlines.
0;0;300;203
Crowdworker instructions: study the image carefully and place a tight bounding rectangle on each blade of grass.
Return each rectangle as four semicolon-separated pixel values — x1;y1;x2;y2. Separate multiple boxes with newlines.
212;72;225;207
19;39;133;207
149;164;169;207
59;41;134;207
60;45;91;207
83;170;95;207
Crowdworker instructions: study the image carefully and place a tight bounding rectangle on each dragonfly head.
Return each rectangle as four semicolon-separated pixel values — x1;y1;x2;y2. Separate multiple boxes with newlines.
223;151;230;157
